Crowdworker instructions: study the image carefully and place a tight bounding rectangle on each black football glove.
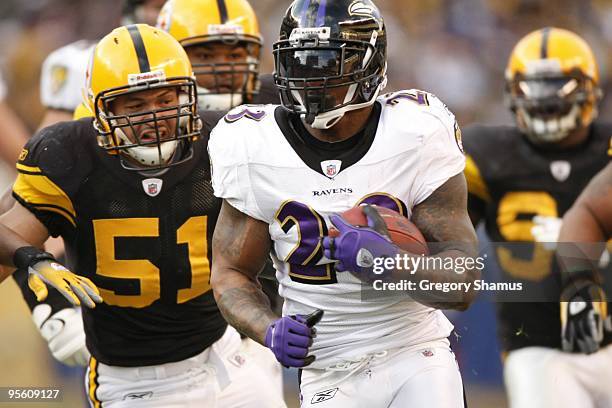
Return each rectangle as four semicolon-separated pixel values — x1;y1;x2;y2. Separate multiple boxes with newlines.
560;280;612;354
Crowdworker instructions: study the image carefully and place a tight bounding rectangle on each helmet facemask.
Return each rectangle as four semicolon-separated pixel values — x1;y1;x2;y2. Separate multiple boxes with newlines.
94;78;202;171
183;34;262;111
507;71;600;144
274;26;387;129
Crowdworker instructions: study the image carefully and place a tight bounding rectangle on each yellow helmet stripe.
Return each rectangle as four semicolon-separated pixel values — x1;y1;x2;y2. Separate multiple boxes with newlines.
217;0;229;23
127;25;151;73
540;27;551;59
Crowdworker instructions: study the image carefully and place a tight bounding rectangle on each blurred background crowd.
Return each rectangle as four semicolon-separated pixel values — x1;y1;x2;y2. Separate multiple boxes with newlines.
1;0;612;131
1;0;611;407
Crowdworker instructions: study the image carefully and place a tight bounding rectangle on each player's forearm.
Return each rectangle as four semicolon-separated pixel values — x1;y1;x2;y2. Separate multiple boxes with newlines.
391;246;480;310
211;267;278;345
0;223;31;267
557;181;609;285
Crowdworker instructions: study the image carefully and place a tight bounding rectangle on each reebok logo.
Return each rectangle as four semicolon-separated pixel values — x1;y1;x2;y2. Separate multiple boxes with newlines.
311;388;338;404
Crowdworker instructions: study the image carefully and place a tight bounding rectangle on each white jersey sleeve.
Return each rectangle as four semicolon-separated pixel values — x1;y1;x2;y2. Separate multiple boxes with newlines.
406;92;465;205
40;40;95;111
208;105;273;221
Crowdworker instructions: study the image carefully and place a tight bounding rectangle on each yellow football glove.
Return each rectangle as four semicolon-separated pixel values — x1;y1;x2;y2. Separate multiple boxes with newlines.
14;246;102;308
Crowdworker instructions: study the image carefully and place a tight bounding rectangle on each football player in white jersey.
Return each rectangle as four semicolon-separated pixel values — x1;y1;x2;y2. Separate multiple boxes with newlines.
208;0;479;407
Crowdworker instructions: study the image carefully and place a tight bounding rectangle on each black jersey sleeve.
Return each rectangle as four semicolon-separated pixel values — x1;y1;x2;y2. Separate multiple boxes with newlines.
12;120;91;238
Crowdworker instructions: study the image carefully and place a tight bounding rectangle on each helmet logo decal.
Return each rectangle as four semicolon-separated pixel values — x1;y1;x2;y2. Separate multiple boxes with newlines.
348;0;375;17
550;161;571;182
142;178;163;197
128;70;166;86
290;27;330;43
525;59;562;76
208;24;244;35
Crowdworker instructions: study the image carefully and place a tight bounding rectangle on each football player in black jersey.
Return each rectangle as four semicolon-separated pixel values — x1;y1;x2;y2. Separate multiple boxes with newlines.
0;24;284;407
463;28;612;407
1;0;168;369
3;0;282;374
157;0;277;111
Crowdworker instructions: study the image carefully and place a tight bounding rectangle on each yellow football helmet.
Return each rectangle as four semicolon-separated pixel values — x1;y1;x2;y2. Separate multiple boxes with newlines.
505;27;601;144
86;24;200;170
157;0;262;110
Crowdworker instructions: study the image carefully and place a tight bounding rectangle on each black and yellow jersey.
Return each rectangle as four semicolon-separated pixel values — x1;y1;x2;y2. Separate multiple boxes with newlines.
9;76;280;357
463;121;612;352
13;117;225;367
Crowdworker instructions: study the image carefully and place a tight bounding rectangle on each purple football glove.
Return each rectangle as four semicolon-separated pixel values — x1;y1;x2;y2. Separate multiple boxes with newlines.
322;205;400;278
264;309;323;368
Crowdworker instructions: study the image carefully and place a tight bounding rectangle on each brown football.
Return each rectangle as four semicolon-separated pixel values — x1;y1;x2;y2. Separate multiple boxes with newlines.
330;205;429;255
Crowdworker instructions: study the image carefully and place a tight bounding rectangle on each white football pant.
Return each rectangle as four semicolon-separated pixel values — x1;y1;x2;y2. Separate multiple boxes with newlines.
241;337;284;396
505;345;612;408
299;338;465;408
85;326;286;408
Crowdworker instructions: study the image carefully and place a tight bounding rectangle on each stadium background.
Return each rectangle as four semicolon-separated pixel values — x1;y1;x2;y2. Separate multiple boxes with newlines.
0;0;611;406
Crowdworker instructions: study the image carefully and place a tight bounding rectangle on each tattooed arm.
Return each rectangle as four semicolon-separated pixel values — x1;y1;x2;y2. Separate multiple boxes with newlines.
211;200;278;344
396;173;480;310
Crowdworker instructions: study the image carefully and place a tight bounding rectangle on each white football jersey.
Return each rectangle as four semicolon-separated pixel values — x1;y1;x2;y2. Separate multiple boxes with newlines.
209;90;466;368
40;40;95;111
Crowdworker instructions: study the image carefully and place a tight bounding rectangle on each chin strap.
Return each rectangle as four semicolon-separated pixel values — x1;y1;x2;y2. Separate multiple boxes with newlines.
304;82;385;130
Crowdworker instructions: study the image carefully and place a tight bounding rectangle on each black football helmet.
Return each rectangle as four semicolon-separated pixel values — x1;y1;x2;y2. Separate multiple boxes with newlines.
273;0;387;129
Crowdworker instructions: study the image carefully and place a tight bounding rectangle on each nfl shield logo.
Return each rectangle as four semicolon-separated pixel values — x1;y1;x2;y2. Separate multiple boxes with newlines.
550;161;571;182
326;164;337;177
320;160;342;179
142;178;163;197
